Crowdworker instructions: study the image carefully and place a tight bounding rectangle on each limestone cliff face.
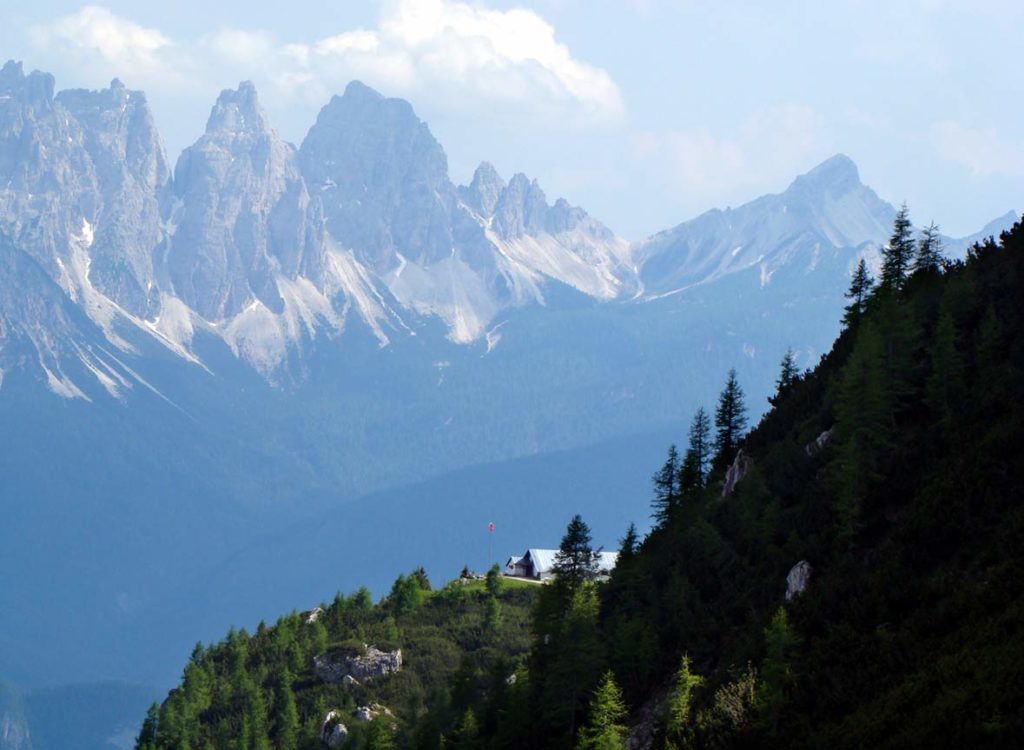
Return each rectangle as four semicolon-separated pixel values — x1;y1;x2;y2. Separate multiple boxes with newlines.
167;82;324;320
57;79;170;317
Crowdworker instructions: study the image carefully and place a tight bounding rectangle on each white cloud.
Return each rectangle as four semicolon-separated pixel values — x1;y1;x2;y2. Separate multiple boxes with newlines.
28;1;623;126
29;5;170;71
929;121;1024;177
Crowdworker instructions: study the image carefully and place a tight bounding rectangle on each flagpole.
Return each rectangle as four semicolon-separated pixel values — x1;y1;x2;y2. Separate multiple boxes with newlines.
488;521;495;570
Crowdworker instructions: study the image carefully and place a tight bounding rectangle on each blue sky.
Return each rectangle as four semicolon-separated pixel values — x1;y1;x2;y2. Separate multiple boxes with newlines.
2;0;1021;239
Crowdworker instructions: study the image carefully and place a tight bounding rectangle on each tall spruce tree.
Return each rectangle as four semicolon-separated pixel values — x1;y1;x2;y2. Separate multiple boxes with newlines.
912;221;943;274
881;203;915;292
687;407;712;485
617;523;640;560
714;369;748;468
552;515;600;591
774;348;799;398
843;258;875;327
651;444;680;523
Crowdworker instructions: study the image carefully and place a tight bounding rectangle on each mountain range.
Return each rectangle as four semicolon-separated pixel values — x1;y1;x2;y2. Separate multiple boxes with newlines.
0;58;1016;749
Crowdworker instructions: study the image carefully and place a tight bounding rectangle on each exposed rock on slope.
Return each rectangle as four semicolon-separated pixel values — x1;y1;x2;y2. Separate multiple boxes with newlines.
313;645;403;683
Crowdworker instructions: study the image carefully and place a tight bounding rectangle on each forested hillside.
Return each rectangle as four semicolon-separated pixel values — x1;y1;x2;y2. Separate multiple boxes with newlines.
143;214;1024;749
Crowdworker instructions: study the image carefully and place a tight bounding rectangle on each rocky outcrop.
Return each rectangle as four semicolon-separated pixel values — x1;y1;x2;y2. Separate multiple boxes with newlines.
805;428;833;457
352;704;394;723
785;561;812;601
319;710;348;748
313;645;402;683
721;450;753;497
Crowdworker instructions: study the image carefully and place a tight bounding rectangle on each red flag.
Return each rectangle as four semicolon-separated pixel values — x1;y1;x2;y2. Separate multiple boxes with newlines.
488;521;495;533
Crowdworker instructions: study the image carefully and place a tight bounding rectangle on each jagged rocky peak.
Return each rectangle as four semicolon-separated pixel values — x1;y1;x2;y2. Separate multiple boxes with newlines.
492;173;550;239
57;79;169;191
0;59;56;111
299;80;457;272
203;80;272;145
460;161;506;218
56;79;170;316
168;80;321;320
0;60;98;284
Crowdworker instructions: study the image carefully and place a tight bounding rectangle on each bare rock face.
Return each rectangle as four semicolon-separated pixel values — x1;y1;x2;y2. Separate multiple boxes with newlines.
721;450;754;497
319;710;348;748
805;428;833;457
167;81;323;320
492;173;549;240
0;62;170;319
785;560;812;601
313;645;402;683
458;162;506;219
56;79;170;317
299;80;464;274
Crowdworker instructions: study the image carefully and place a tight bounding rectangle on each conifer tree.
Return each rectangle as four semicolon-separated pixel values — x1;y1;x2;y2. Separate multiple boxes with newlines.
577;671;628;750
485;564;503;597
912;221;943;275
843;258;875;327
485;594;503;629
541;587;604;741
453;708;480;750
666;656;703;747
307;695;328;747
926;310;965;432
135;703;160;750
651;444;680;523
880;203;915;292
617;523;639;560
351;587;373;611
553;515;600;591
834;319;891;537
276;669;300;750
775;349;798;396
679;407;711;492
714;369;748;468
758;609;801;736
367;717;397;750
